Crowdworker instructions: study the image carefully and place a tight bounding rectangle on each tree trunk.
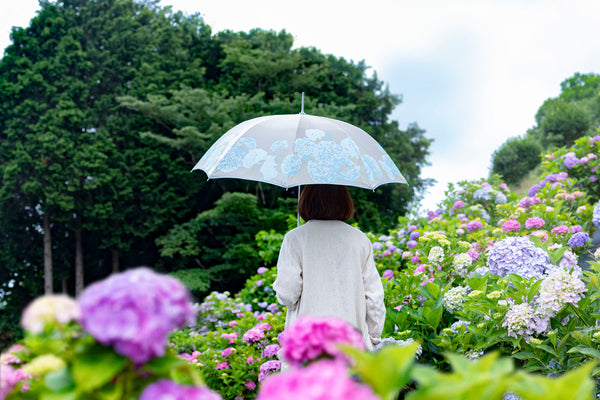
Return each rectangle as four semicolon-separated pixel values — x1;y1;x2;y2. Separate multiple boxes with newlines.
112;248;119;273
43;212;53;294
75;230;84;296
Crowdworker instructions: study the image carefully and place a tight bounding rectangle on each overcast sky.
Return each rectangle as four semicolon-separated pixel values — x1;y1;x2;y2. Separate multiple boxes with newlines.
2;0;600;212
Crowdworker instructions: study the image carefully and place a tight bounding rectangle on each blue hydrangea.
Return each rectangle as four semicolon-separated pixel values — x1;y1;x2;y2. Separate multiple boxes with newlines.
528;184;541;197
567;232;590;248
487;236;553;280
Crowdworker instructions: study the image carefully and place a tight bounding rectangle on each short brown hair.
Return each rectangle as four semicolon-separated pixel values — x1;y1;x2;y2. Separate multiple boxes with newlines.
297;185;354;222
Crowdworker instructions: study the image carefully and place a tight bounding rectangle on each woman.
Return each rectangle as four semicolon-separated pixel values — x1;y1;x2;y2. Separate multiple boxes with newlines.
273;184;386;350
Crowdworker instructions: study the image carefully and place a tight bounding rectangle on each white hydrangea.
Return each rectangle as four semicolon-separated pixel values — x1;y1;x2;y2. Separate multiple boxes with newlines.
443;286;468;313
428;246;445;263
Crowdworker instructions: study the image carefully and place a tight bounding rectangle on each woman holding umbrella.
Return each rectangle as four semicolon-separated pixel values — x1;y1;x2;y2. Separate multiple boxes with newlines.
273;184;386;350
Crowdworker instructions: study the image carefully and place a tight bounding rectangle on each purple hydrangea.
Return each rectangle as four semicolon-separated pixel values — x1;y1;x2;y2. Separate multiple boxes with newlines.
528;184;542;197
138;379;222;400
466;220;483;233
409;231;420;240
407;240;418;249
256;360;378;400
372;242;384;251
487;236;552;280
261;344;281;358
78;268;197;365
257;267;268;274
567;232;590;248
382;269;394;279
563;155;580;169
258;360;282;382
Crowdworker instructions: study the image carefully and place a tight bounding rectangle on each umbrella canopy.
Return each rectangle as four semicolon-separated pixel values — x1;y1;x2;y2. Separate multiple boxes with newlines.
192;113;407;190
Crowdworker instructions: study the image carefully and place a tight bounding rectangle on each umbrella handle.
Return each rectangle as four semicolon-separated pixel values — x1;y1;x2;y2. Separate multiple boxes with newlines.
297;185;301;227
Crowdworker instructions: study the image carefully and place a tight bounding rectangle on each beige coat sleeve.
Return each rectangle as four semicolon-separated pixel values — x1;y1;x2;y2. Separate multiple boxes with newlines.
363;240;386;345
273;234;303;310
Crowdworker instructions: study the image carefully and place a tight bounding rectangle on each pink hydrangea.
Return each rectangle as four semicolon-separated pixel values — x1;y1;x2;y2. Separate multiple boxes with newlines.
551;225;569;235
502;220;521;232
525;217;545;229
215;362;229;370
221;347;235;357
1;364;19;399
221;332;238;344
243;327;265;343
279;316;365;367
245;381;257;390
467;249;480;260
569;225;583;233
138;379;222;400
530;230;549;242
382;269;394;279
453;200;465;209
256;360;378;400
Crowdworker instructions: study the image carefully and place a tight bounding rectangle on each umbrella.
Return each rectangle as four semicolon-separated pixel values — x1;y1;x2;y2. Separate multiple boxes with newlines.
192;100;407;190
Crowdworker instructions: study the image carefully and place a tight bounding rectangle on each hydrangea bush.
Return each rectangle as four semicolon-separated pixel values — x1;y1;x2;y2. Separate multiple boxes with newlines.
0;268;220;400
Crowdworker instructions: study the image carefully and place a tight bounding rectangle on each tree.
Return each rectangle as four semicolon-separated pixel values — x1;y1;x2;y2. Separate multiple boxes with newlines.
490;136;543;186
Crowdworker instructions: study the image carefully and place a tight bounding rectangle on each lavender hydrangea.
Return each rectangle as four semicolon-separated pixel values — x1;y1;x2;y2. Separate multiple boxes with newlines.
138;379;222;400
487;236;553;280
528;184;542;197
567;232;590;248
78;267;197;364
258;360;282;382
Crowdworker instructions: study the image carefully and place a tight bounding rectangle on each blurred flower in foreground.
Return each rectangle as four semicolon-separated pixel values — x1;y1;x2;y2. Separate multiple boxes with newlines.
138;379;222;400
21;295;81;334
256;360;378;400
78;267;197;364
279;316;364;367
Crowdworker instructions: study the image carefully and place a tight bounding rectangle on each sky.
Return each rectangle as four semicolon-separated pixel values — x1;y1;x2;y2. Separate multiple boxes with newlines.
2;0;600;212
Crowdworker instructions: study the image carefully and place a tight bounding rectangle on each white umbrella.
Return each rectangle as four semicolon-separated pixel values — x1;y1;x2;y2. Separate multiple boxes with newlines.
192;101;407;190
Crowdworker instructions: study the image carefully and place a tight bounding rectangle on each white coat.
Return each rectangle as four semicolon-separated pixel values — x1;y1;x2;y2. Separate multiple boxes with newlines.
273;219;386;350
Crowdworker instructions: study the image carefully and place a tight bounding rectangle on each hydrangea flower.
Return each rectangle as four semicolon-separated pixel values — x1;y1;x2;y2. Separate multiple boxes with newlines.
536;267;587;318
466;220;483;233
78;267;197;365
428;246;445;263
1;364;19;399
279;316;364;367
503;302;548;339
567;232;590;248
258;360;282;382
453;253;473;276
261;344;280;358
257;267;268;274
473;186;493;201
453;200;465;209
525;217;545;229
528;184;542;197
487;236;552;280
256;360;378;400
372;242;383;251
443;286;468;313
138;379;222;400
409;231;420;240
551;225;569;235
501;220;521;232
407;240;418;249
382;269;394;279
563;155;580;169
243;327;265;343
21;295;81;334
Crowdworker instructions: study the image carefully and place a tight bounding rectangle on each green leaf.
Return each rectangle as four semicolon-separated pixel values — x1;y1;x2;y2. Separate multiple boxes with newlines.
344;343;419;400
44;367;74;392
71;346;127;392
512;351;536;360
143;353;189;375
526;279;543;303
567;345;600;359
537;344;557;357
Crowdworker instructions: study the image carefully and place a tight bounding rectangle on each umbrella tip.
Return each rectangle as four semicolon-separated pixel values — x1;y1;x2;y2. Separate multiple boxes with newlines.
300;92;305;115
